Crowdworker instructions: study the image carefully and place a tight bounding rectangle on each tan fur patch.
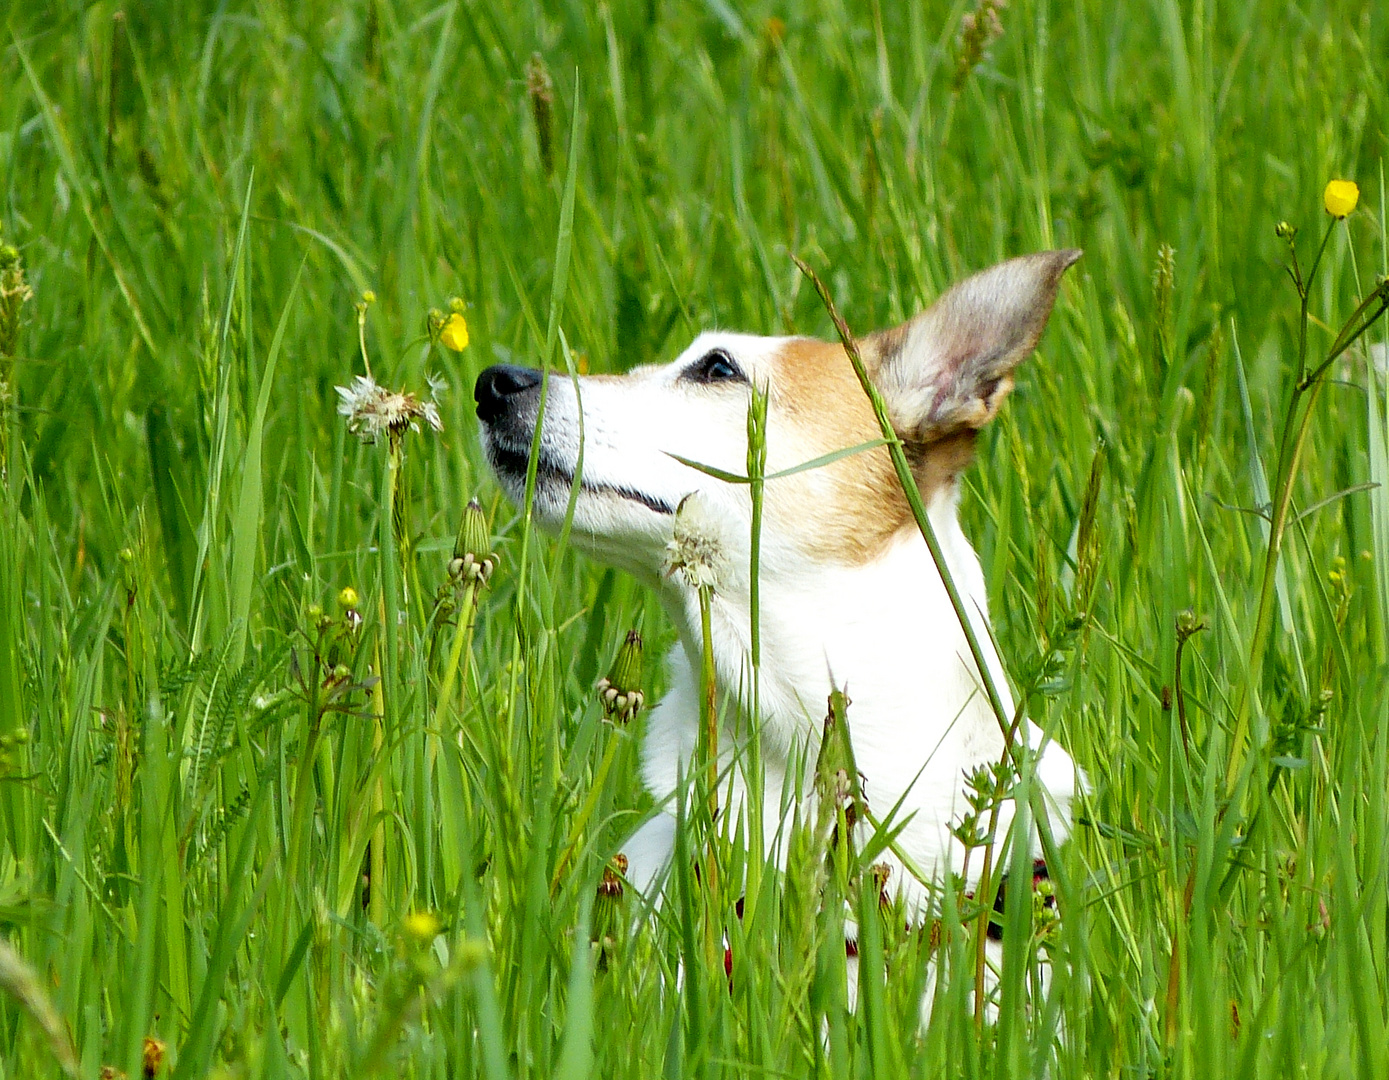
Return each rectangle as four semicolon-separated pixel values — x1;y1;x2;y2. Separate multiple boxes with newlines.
764;339;977;565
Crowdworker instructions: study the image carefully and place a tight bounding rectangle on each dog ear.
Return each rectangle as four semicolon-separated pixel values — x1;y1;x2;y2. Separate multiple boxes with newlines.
862;250;1081;442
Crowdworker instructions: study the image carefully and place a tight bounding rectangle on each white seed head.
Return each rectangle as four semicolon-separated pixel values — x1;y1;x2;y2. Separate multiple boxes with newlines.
335;374;444;443
663;492;728;592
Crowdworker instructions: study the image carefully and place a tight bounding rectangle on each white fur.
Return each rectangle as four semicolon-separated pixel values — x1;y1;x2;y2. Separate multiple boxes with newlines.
624;487;1079;914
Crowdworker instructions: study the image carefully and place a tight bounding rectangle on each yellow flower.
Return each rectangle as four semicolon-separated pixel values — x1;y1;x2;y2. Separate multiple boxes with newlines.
440;312;469;351
338;586;359;609
403;911;441;942
1324;179;1359;219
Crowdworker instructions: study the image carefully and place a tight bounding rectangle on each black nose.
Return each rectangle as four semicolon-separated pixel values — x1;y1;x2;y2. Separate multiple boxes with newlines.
474;364;542;424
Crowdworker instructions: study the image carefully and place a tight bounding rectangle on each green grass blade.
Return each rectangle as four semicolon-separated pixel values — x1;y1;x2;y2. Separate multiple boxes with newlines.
228;260;303;667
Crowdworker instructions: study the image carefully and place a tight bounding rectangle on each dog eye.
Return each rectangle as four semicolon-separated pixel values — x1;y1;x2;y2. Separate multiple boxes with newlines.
684;349;745;385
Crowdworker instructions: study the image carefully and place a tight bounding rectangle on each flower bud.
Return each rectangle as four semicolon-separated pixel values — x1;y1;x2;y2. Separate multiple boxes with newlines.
598;853;628;899
596;630;645;723
338;586;359;610
143;1036;166;1079
452;499;496;585
591;853;629;965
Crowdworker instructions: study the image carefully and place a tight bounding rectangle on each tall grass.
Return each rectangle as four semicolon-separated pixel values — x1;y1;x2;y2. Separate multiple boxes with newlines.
1;1;1387;1076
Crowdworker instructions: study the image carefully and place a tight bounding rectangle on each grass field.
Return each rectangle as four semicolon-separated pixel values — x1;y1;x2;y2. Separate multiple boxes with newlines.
2;1;1389;1076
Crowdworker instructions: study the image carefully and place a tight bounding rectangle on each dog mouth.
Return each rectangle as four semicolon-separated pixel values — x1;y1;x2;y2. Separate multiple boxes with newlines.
486;440;677;517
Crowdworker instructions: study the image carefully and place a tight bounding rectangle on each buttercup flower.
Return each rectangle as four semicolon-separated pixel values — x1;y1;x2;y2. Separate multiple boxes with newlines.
335;374;443;444
1324;179;1359;219
403;911;441;942
440;312;469;351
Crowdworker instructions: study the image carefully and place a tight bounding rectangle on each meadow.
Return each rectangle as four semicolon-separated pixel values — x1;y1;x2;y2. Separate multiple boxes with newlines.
1;1;1388;1076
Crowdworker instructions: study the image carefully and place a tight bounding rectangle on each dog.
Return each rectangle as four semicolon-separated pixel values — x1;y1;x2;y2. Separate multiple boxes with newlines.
474;250;1084;937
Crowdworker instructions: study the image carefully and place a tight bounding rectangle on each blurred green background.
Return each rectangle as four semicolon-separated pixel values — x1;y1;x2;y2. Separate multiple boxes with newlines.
0;1;1387;1077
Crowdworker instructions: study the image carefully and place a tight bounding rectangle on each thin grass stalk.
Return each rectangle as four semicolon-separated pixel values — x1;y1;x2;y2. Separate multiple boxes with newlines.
969;695;1031;1027
186;174;254;655
698;583;720;882
672;773;705;1079
744;383;768;922
503;78;581;736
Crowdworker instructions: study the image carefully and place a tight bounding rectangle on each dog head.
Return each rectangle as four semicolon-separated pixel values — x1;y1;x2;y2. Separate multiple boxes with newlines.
475;250;1079;584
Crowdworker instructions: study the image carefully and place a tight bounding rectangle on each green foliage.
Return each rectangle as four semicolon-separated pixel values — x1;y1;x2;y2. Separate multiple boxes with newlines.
0;1;1387;1076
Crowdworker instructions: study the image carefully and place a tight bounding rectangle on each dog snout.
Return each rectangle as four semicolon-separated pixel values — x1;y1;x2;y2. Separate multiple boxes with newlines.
474;364;543;425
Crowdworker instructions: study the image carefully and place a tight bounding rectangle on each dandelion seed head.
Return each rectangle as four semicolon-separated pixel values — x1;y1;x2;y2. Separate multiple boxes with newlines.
334;374;443;443
663;492;727;592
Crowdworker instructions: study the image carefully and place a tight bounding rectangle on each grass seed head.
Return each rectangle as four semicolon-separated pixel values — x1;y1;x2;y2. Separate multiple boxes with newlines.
953;0;1007;92
527;53;555;176
0;238;32;363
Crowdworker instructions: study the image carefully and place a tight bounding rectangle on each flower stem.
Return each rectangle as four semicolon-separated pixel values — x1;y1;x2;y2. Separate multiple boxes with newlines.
368;636;387;926
431;579;479;736
698;585;718;822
